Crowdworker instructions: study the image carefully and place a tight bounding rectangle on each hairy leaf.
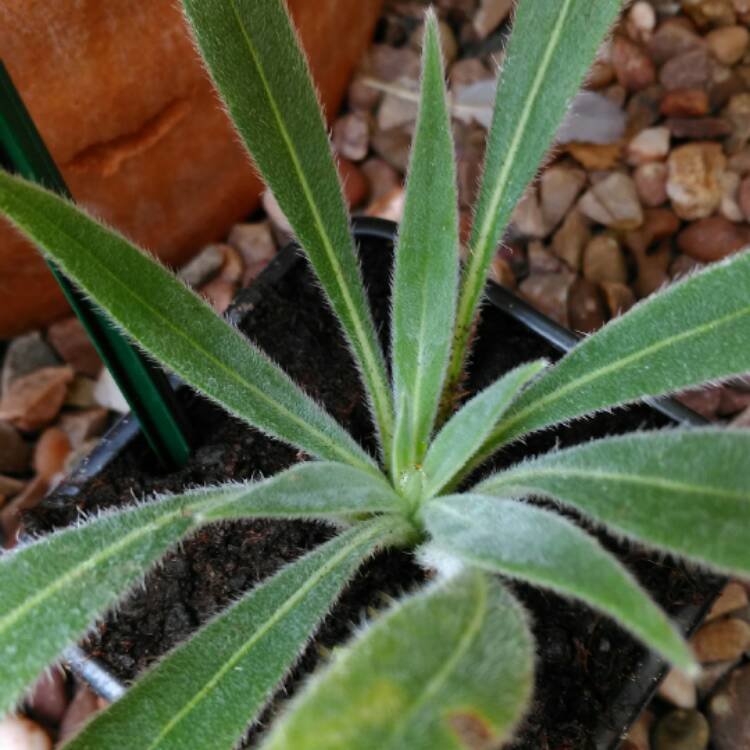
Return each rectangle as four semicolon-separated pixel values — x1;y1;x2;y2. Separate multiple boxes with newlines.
181;0;393;456
480;251;750;461
0;493;204;714
476;429;750;575
445;0;623;403
0;171;376;474
260;569;533;750
64;519;401;750
423;360;547;498
391;11;459;477
424;495;696;673
202;461;406;522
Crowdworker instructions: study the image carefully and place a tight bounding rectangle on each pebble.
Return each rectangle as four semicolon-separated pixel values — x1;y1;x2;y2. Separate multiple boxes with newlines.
365;185;406;222
333;112;370;162
0;366;74;432
667;142;726;220
0;333;59;396
625;709;654;750
628;84;665;131
707;581;749;621
676;385;724;418
364;44;421;83
93;368;130;414
629;1;658;40
361;158;401;202
215;243;244;285
677;215;750;260
527;241;565;274
28;670;68;725
659;667;698;709
491;256;516;288
670;253;705;278
512;188;548;238
371;125;412;172
612;35;657;91
519;270;575;327
727;147;750;174
682;0;737;27
579;173;644;230
472;0;513;39
339;158;369;208
566;142;623;170
33;427;72;481
199;277;237;314
718;386;750;414
449;58;492;88
627;126;671;165
709;663;750;750
719;170;744;221
634;162;669;207
59;685;105;743
653;709;710;750
706;25;750;64
227;222;276;286
583;234;628;284
0;420;31;473
64;375;98;409
0;717;51;750
601;281;636;316
540;164;587;230
177;244;224;288
660;48;712;91
377;86;418;131
648;19;706;66
568;278;607;332
691;617;750;662
551;209;592;270
664;116;732;139
660;88;710;117
46;316;102;378
725;92;750;153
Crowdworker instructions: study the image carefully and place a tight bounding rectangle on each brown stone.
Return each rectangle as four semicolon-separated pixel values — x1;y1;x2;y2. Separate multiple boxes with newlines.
539;164;587;230
199;278;237;315
627;84;666;131
635;162;669;207
676;386;723;418
659;668;698;709
33;427;72;481
682;0;737;27
707;25;750;64
583;234;629;284
339;158;370;209
667;142;727;220
333;112;370;162
519;271;574;327
665;117;732;139
671;253;705;279
720;171;744;222
0;420;31;473
660;48;712;91
739;175;750;218
28;670;69;726
627;126;671;165
227;222;276;287
361;158;402;202
365;186;406;223
725;93;750;153
0;716;51;750
371;126;412;172
718;386;750;415
612;36;657;91
710;663;750;750
512;188;549;239
568;278;607;333
648;18;706;65
490;257;516;288
565;143;623;171
579;173;644;230
707;582;749;621
661;88;710;117
58;408;109;448
449;58;492;88
0;366;74;432
0;0;384;338
59;686;106;744
601;281;636;317
691;617;750;663
678;215;750;261
551;209;592;271
46;316;103;377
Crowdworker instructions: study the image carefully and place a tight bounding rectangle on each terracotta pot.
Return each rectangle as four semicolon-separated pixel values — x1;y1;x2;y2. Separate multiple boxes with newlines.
0;0;382;337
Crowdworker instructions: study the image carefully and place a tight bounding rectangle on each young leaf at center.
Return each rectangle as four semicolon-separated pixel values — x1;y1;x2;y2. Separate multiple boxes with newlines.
391;10;459;479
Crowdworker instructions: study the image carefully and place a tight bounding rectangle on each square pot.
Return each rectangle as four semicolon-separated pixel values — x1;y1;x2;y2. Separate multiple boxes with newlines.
27;217;722;749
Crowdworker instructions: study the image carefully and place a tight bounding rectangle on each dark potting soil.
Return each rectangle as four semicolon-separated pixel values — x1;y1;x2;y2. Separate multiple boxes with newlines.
29;234;719;749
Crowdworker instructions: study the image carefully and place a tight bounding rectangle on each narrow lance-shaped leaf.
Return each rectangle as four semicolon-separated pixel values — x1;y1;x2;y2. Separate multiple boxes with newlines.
476;429;750;575
391;11;459;478
0;171;376;475
181;0;394;457
64;518;404;750
424;495;697;674
477;251;750;464
0;493;202;715
444;0;623;404
422;360;547;498
260;569;534;750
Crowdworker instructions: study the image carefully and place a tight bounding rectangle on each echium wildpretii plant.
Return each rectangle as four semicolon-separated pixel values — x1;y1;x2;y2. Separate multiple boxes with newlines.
1;1;750;747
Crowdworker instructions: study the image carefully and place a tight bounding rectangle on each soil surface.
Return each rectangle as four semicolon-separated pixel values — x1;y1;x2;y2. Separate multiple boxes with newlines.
29;234;721;749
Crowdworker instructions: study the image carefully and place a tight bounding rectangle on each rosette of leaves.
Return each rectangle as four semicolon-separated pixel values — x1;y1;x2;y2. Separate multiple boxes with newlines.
1;1;750;748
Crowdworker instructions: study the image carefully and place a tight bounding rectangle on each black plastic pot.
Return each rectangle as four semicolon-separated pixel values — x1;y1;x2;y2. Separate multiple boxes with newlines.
36;217;721;749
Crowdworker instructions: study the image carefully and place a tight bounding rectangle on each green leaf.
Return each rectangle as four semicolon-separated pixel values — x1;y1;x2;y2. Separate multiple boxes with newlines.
445;0;623;403
0;493;202;715
0;171;376;475
475;429;750;575
391;11;459;478
63;519;400;750
482;251;750;459
260;569;534;750
202;461;406;522
422;360;547;498
181;0;393;458
424;495;697;674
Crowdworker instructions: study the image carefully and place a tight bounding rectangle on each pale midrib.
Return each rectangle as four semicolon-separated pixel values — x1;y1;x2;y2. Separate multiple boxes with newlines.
226;0;393;448
10;189;372;474
145;522;385;750
0;509;186;639
494;302;750;445
486;467;750;501
383;574;487;747
456;0;575;338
